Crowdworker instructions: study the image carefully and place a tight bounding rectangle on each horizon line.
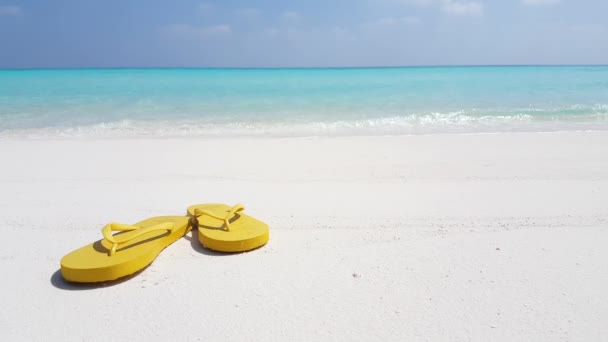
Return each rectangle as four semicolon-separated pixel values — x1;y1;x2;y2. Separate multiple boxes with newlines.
2;64;608;71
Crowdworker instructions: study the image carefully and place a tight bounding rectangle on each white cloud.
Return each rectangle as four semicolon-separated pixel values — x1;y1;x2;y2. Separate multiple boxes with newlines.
0;5;22;16
371;0;483;16
361;16;423;37
262;28;279;36
281;11;302;22
366;16;422;27
371;0;434;6
204;25;232;35
373;17;399;26
162;24;232;38
441;1;483;16
522;0;560;6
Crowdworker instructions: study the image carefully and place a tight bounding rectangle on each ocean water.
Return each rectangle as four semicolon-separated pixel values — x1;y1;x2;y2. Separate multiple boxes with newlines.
1;66;608;138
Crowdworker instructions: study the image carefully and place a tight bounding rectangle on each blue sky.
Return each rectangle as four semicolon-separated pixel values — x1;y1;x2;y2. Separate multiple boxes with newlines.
0;0;607;68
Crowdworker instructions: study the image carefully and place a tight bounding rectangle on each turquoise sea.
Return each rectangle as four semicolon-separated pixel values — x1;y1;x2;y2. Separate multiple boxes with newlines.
1;66;608;138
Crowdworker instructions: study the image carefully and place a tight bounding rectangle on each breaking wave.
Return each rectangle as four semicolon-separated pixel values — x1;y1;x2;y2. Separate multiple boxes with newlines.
2;110;608;139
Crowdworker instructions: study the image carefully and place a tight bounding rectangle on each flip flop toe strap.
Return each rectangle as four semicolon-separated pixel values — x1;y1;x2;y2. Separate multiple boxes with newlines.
101;222;175;256
193;203;245;231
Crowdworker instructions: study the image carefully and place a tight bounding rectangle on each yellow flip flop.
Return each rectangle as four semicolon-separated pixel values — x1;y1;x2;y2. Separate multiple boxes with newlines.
61;216;191;283
187;203;269;252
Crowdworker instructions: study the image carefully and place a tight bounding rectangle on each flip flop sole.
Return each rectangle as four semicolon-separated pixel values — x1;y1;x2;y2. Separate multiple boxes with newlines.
188;204;270;252
61;216;191;283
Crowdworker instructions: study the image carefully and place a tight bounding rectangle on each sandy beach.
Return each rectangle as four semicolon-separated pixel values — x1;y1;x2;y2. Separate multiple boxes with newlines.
1;131;607;341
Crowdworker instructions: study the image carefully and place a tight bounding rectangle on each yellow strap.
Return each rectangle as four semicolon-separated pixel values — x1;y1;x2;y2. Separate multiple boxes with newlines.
193;203;245;231
101;222;175;256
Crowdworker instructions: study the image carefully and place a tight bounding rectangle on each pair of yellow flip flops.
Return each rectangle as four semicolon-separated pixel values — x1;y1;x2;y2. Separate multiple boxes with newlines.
60;203;269;283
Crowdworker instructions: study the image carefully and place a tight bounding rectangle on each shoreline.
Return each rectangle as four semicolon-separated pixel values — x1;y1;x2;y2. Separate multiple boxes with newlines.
2;128;608;141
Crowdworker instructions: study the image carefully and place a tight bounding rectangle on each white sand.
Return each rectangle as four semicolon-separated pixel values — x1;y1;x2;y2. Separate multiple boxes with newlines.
1;132;607;341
